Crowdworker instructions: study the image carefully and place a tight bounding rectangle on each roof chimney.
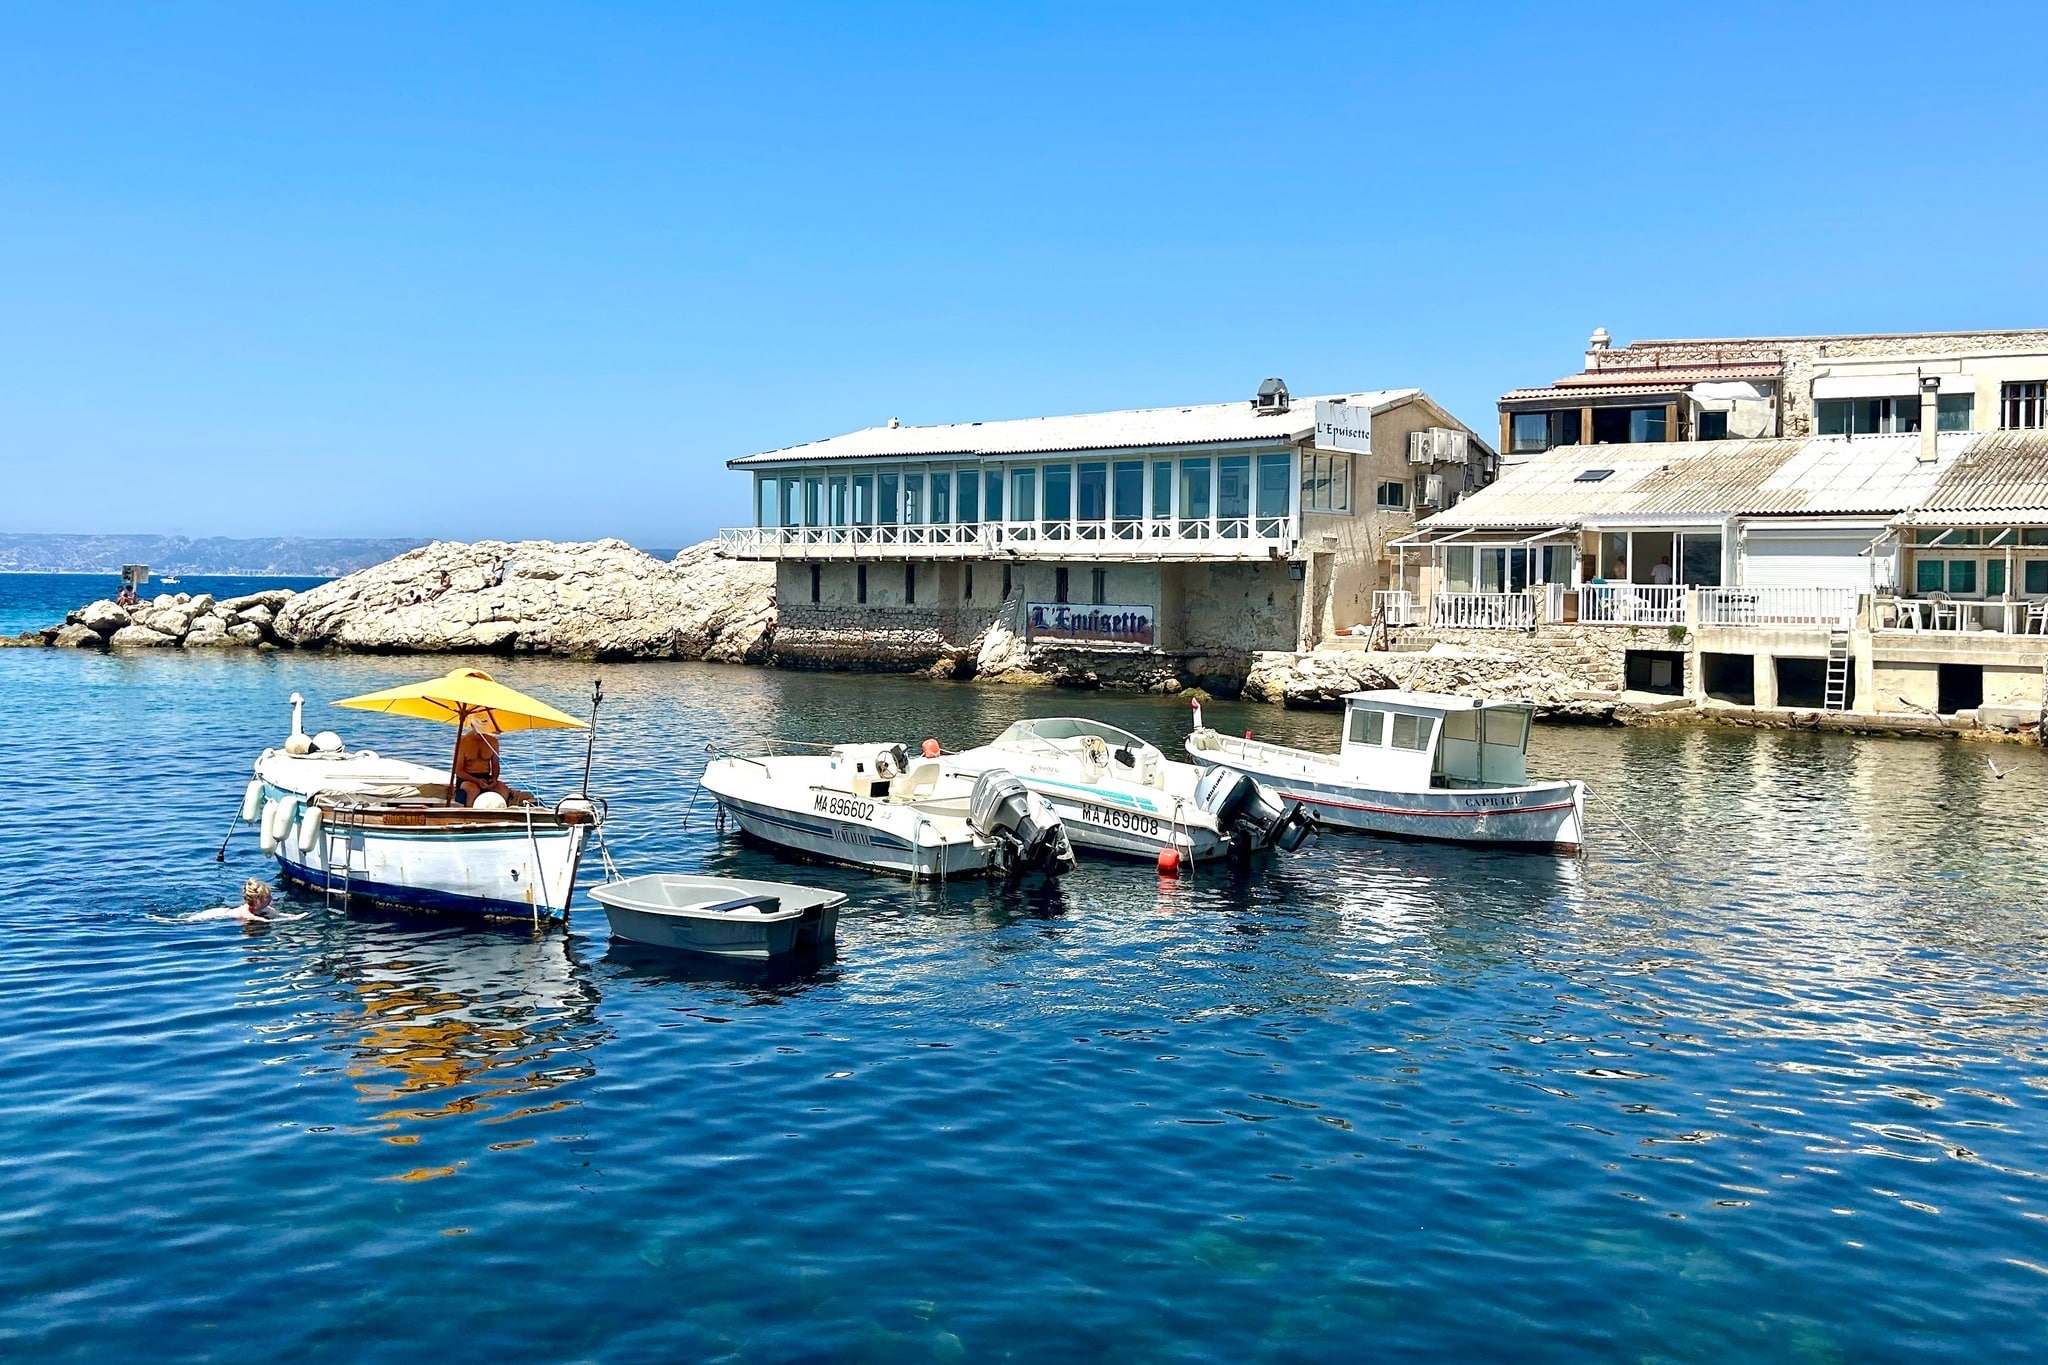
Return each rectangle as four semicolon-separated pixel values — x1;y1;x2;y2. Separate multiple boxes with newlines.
1918;374;1940;463
888;416;901;428
1253;377;1290;414
1586;327;1611;370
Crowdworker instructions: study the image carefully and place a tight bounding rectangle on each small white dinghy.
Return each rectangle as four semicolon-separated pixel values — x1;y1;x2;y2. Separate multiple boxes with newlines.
942;717;1314;864
1186;690;1585;854
700;743;1077;880
589;874;846;959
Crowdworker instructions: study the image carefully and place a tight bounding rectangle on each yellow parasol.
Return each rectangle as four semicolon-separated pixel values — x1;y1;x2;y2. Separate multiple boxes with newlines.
332;669;588;797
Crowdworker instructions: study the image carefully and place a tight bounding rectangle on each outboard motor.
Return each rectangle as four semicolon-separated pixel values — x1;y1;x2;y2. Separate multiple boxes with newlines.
1195;766;1318;864
969;768;1077;879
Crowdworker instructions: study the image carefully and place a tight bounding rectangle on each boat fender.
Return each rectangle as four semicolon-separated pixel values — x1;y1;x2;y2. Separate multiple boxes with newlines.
240;780;263;823
921;738;941;759
1190;697;1203;730
266;796;300;844
259;827;278;855
296;805;323;852
1157;847;1181;876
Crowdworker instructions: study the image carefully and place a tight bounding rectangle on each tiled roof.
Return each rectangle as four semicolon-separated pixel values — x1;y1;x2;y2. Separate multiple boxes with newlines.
1423;433;1977;530
729;390;1425;466
1500;362;1783;406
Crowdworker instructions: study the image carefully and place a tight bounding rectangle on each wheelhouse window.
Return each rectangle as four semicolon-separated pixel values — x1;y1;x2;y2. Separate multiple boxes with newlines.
2002;381;2047;430
1347;708;1384;746
1390;713;1432;751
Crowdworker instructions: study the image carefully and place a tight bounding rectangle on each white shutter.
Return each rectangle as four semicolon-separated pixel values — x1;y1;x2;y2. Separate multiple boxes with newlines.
1740;530;1876;590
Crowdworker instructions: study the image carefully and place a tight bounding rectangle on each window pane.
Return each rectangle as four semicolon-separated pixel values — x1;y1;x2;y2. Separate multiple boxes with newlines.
1816;400;1850;436
1152;461;1174;517
1441;710;1477;741
804;477;823;526
1938;393;1974;431
829;477;849;525
1511;412;1549;452
1482;708;1527;747
1332;455;1350;511
986;471;1004;521
1697;410;1729;440
781;477;800;527
1988;559;2007;596
1347;709;1384;746
931;472;950;523
1256;454;1291;519
1113;462;1145;519
852;476;872;524
757;478;776;527
2028;560;2048;594
1629;407;1668;443
1076;462;1106;521
881;473;902;524
1916;559;1943;592
1218;456;1252;520
1681;533;1722;587
1043;464;1072;521
957;470;978;523
1949;560;1977;594
1180;459;1212;520
1010;469;1035;521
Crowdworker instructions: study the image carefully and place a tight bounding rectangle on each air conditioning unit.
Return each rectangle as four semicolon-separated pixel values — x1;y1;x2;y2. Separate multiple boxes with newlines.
1422;474;1445;508
1431;428;1470;464
1407;431;1433;465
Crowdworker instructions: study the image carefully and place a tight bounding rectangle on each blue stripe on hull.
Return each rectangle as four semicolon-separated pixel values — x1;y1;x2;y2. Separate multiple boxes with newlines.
277;862;563;921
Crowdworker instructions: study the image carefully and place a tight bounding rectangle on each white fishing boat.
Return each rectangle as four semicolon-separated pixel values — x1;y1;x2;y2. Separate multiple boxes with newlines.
941;717;1314;865
1185;690;1585;853
239;671;603;922
589;874;846;959
700;743;1076;880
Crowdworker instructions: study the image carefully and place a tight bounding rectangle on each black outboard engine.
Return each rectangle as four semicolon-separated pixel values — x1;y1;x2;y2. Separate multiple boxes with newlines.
1195;766;1318;864
969;768;1077;878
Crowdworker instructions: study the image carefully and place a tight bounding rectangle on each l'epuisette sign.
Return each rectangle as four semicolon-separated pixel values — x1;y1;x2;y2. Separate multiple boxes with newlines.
1024;602;1157;647
1313;399;1373;455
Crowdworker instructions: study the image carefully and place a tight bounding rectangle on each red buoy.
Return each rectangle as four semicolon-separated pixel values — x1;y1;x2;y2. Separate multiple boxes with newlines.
921;737;942;758
1157;847;1181;875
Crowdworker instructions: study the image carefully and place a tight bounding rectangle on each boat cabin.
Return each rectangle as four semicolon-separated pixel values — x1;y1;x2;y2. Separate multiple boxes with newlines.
1339;690;1534;789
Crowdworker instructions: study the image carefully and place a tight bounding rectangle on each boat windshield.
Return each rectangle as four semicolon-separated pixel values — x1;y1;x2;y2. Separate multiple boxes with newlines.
995;717;1152;753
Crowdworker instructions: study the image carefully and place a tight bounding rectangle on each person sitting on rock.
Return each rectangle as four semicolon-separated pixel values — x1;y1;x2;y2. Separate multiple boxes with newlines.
454;727;512;807
425;570;453;602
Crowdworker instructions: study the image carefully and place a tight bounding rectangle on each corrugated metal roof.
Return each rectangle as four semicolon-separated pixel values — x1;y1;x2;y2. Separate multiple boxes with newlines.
1423;433;1977;530
729;389;1424;466
1500;382;1717;403
1902;430;2048;521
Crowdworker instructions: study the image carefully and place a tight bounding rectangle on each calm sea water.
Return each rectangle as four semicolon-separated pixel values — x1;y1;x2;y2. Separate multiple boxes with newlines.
3;625;2047;1358
0;573;329;637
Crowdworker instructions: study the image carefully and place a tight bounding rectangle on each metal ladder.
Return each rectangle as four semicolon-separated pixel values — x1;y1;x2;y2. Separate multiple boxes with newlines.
321;808;354;909
1823;628;1851;712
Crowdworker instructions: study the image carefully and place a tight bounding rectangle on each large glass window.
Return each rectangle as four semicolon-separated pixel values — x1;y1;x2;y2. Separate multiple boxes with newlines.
1599;531;1629;580
1816;397;1921;435
1916;558;1943;593
1218;456;1252;530
829;476;849;526
1444;546;1474;593
780;477;800;528
852;475;872;525
1256;454;1290;522
1679;532;1723;587
1390;713;1432;751
1010;468;1036;522
1042;464;1073;523
1375;481;1406;510
1511;412;1550;453
1151;461;1174;518
1987;560;2007;596
1347;708;1384;746
1592;407;1670;444
757;478;776;527
1180;458;1212;532
2027;561;2048;594
1113;462;1145;521
879;472;901;525
1301;451;1351;512
1076;462;1106;522
2003;382;2047;430
986;471;1004;522
898;473;919;524
1950;560;1978;594
1939;394;1974;430
957;469;978;524
931;472;950;523
804;476;823;526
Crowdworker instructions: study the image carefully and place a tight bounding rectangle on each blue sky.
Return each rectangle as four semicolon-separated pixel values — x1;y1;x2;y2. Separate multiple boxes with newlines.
3;2;2045;547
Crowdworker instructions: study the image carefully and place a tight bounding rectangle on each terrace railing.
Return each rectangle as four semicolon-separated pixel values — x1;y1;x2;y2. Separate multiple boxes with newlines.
720;521;1298;560
1578;584;1686;626
1433;591;1537;630
1697;587;1858;627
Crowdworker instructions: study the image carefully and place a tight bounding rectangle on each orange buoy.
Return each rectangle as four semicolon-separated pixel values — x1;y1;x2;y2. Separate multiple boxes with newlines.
1244;729;1253;740
921;737;942;758
1157;847;1181;876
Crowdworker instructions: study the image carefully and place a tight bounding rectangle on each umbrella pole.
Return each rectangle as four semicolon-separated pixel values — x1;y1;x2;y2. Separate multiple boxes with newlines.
449;708;468;804
580;678;604;797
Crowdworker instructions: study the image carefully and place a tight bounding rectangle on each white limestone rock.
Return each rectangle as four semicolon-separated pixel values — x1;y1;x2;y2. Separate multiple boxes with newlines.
51;623;107;649
108;624;178;648
274;538;776;661
78;600;131;634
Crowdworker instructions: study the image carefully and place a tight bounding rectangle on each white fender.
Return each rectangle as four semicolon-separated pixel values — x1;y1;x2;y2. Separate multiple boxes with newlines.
265;796;300;844
259;825;278;855
241;780;263;823
296;805;324;852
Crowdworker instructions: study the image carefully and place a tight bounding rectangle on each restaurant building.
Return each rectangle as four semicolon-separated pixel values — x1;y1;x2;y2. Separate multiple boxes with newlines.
718;380;1494;681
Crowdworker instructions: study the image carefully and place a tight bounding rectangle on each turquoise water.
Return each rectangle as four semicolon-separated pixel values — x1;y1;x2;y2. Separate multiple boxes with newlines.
0;573;329;637
3;637;2048;1360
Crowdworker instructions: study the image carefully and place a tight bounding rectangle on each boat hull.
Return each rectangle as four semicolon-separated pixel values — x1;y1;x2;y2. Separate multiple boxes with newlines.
1185;753;1584;853
1003;777;1223;862
591;876;844;959
710;790;1001;880
265;784;589;921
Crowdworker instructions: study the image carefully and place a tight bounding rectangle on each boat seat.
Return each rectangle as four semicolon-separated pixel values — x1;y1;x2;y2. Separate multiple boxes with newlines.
700;894;781;915
890;761;942;801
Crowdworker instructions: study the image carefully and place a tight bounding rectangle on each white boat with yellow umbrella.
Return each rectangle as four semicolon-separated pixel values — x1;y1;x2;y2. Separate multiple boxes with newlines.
237;669;604;923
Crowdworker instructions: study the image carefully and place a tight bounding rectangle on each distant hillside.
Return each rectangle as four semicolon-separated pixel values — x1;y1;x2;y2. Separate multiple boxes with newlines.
0;534;428;576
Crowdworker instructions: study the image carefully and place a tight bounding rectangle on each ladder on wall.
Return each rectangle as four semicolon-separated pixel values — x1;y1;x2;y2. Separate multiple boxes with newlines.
1823;629;1851;712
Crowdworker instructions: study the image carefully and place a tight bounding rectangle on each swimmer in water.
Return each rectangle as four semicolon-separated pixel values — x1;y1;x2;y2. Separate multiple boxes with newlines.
193;878;275;924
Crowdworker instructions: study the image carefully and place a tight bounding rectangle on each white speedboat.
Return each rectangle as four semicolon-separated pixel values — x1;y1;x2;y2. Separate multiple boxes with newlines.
242;679;601;923
589;874;845;959
1185;690;1585;854
700;743;1076;881
942;717;1314;864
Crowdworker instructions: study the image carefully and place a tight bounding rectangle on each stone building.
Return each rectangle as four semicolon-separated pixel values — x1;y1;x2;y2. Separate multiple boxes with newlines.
719;380;1495;686
1500;327;2048;455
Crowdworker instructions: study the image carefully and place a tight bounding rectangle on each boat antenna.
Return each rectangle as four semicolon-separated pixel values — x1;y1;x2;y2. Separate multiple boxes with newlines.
580;678;603;797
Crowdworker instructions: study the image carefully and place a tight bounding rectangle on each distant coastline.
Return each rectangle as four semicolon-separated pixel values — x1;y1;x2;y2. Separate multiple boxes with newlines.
0;533;427;577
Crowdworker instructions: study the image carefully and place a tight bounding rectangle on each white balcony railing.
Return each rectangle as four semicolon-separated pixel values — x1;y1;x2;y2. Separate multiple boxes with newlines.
1433;591;1537;630
1697;587;1858;627
1578;584;1686;625
1878;596;2048;635
719;520;1299;561
1373;590;1424;627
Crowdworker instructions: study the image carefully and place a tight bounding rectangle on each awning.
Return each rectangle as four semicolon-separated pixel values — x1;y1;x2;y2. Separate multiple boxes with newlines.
1812;373;1974;400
